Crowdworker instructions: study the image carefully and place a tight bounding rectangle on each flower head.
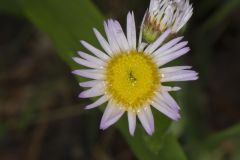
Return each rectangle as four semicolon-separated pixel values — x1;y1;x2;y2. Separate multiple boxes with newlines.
72;12;198;135
142;0;193;42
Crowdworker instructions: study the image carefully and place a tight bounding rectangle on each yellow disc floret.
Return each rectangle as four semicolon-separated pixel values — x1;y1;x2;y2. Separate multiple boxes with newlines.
105;51;160;111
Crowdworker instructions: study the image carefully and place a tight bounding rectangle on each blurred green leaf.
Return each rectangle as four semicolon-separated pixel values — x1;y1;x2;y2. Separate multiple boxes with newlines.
20;0;104;67
118;117;159;160
195;0;218;18
119;117;187;160
203;123;240;150
0;122;7;139
0;0;22;15
199;0;240;33
143;110;171;153
117;111;172;158
157;133;187;160
232;141;240;160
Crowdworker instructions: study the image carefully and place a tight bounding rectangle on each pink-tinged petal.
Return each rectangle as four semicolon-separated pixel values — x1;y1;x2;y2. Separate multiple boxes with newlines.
72;69;104;80
161;86;181;92
144;106;155;133
160;66;192;73
79;80;101;88
149;0;163;12
160;91;180;110
79;83;104;98
108;19;129;52
127;12;137;50
107;20;123;51
152;37;183;57
100;101;125;130
156;47;190;66
72;57;100;69
151;101;180;121
137;107;154;135
77;51;105;66
128;111;136;136
80;40;109;61
156;92;180;111
156;41;188;58
144;29;171;54
161;70;198;82
138;42;147;52
93;28;113;56
104;21;120;54
173;2;193;32
85;95;109;109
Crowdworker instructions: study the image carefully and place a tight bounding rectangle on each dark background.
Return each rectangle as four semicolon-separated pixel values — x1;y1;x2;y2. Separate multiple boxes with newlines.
0;0;240;159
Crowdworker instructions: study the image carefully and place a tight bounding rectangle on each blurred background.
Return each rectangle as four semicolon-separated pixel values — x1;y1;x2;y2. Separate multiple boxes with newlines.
0;0;240;160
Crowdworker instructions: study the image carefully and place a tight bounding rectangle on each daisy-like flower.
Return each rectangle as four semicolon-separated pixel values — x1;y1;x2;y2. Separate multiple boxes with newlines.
72;12;198;135
142;0;193;42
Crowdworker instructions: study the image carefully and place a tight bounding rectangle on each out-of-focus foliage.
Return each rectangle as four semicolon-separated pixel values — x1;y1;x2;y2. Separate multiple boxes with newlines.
0;0;22;15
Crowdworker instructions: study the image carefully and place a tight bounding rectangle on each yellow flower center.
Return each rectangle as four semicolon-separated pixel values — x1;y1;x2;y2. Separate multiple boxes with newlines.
105;51;160;111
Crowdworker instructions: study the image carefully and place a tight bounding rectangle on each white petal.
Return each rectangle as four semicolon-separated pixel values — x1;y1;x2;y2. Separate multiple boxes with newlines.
72;57;101;69
109;19;130;52
152;37;183;57
127;12;136;50
138;42;147;52
161;70;198;82
149;0;160;12
161;86;181;92
79;80;101;88
93;28;113;56
156;41;188;58
100;101;125;130
80;40;109;61
144;29;171;54
77;51;105;66
154;1;168;24
158;91;180;110
128;111;136;136
144;106;154;132
151;101;180;121
155;92;179;111
85;95;109;109
72;69;104;80
104;21;120;54
79;83;104;98
137;106;154;135
160;66;192;73
173;2;193;32
156;47;190;66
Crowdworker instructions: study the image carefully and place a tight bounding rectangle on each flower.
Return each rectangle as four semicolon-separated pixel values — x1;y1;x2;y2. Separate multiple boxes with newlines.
142;0;193;42
72;12;198;135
